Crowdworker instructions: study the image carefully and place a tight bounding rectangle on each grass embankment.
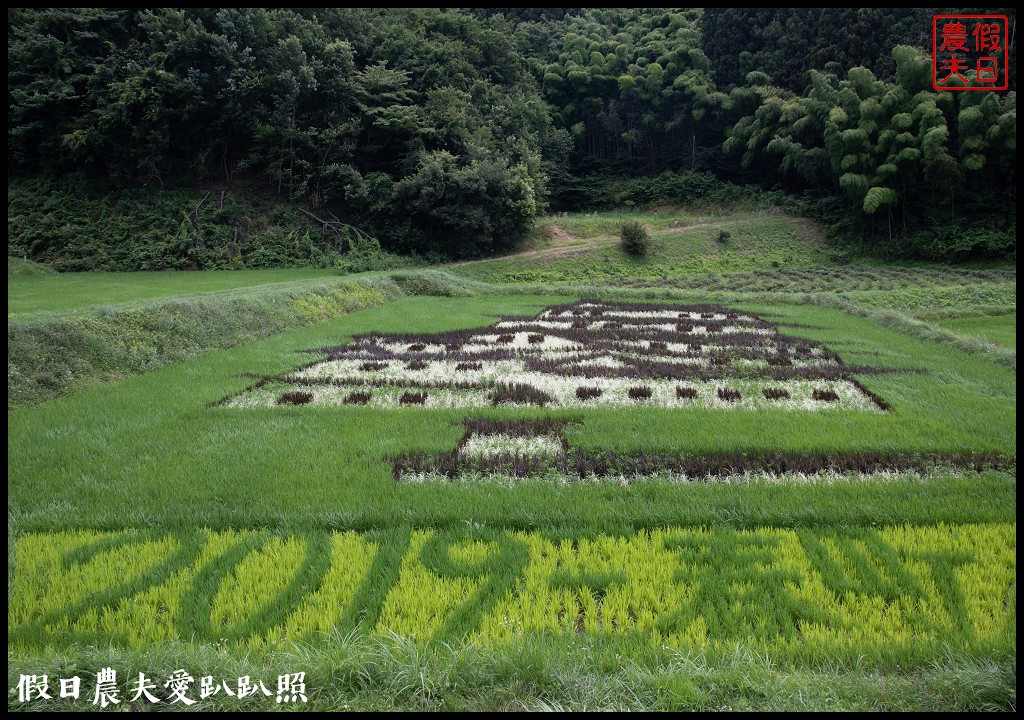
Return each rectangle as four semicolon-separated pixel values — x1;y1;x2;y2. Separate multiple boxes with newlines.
8;268;343;315
8;276;401;408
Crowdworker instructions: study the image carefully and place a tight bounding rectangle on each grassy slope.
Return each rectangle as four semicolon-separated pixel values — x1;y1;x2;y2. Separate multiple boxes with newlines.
455;211;1014;295
8;267;342;315
458;211;828;283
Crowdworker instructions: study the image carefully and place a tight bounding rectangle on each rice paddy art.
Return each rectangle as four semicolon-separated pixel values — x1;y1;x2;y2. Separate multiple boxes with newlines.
221;301;893;411
392;418;1014;484
9;524;1015;660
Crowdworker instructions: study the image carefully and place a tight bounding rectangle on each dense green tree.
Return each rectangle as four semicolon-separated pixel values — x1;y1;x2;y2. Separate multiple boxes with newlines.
702;9;936;92
8;7;550;258
527;9;716;173
7;7;1017;265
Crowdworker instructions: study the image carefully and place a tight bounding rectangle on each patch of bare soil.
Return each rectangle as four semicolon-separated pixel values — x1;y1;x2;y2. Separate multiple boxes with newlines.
547;225;575;243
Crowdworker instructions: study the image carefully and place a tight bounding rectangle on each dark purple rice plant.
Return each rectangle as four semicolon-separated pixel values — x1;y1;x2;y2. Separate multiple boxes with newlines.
717;387;741;401
490;383;553;406
628;386;653;400
455;361;483;371
763;387;791;400
812;388;840;402
406;359;428;370
360;361;389;371
278;390;313;405
407;343;426;352
528;333;545;344
496;334;515;344
850;378;891;411
462;417;568;439
576;386;603;400
344;390;372;405
393;447;1013;482
676;386;698;399
399;390;428;405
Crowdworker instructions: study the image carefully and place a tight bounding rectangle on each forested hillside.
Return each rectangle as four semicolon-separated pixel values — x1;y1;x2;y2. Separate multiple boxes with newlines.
7;8;1016;268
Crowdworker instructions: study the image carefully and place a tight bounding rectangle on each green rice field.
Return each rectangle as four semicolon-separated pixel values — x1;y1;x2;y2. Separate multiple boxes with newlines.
7;210;1016;710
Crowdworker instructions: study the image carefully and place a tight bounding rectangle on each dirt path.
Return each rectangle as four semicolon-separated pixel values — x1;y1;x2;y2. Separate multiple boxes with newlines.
453;225;607;265
455;212;800;266
660;213;766;232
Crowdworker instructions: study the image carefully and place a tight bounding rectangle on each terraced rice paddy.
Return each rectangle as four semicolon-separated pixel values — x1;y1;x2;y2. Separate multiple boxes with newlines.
8;260;1016;709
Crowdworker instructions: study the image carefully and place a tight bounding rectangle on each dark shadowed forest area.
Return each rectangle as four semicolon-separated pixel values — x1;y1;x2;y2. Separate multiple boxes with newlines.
8;8;1017;268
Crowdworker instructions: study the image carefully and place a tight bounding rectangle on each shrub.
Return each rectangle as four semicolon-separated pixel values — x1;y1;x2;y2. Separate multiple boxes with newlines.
620;221;651;256
717;229;732;245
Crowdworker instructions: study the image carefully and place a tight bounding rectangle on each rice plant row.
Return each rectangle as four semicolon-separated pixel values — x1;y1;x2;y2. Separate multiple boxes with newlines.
221;301;892;411
393;418;1013;482
485;259;1016;294
9;523;1014;665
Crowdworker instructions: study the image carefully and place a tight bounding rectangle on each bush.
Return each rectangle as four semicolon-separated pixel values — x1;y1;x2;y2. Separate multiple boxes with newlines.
620;221;651;256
